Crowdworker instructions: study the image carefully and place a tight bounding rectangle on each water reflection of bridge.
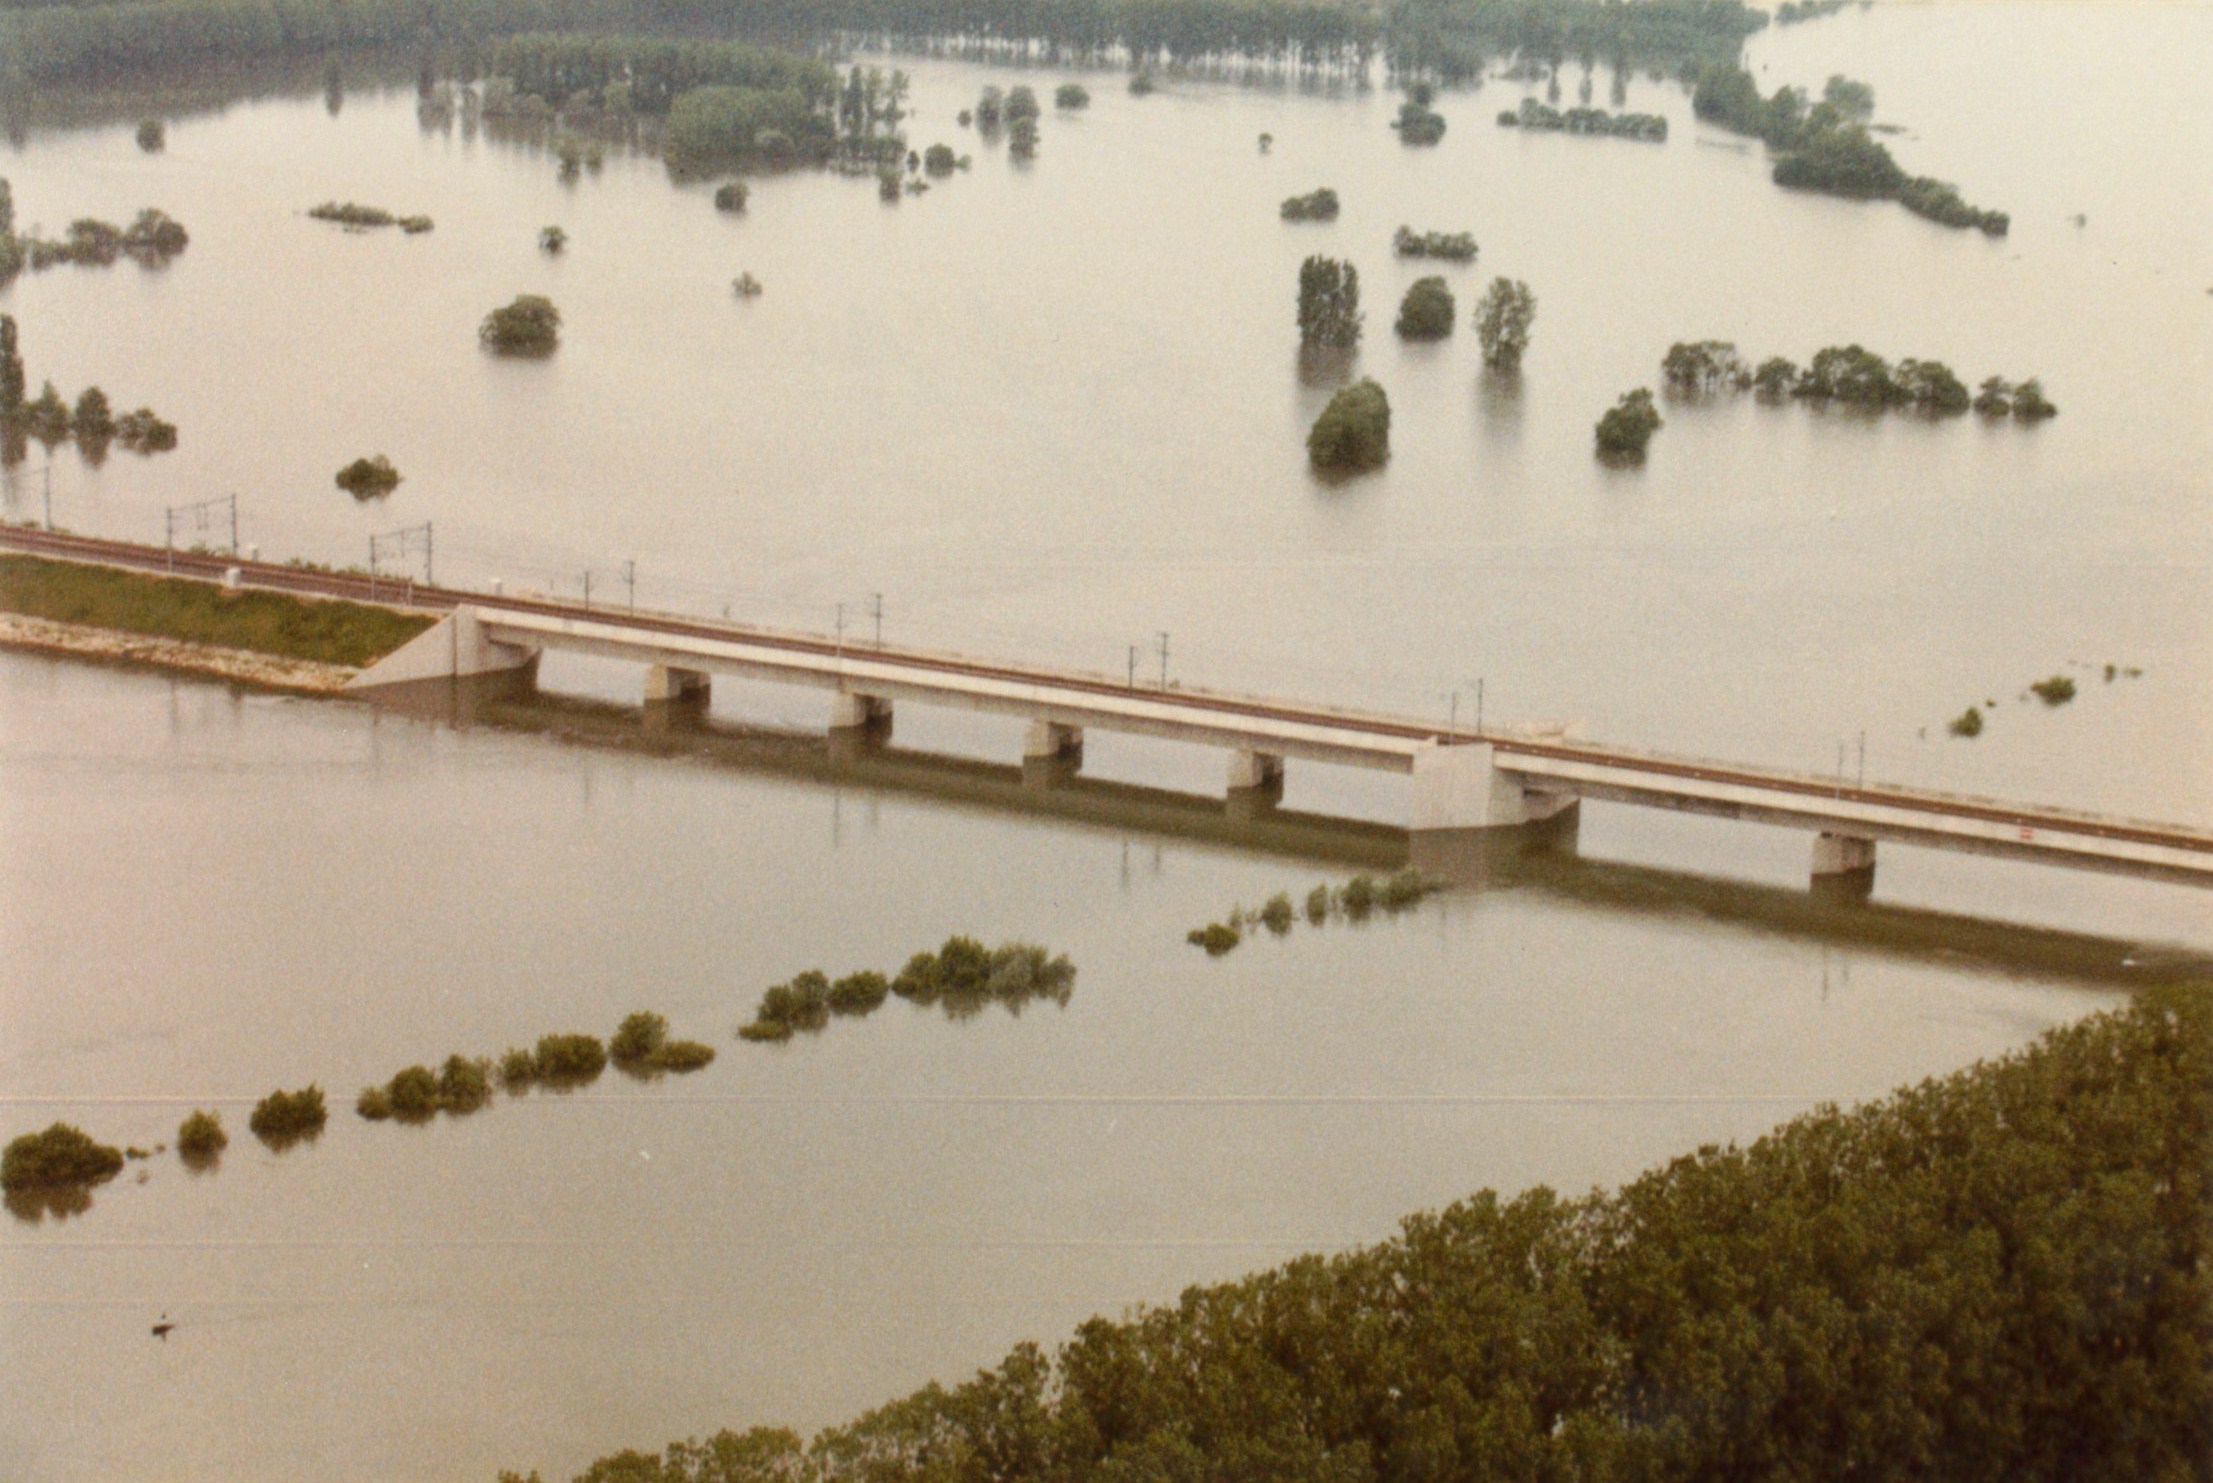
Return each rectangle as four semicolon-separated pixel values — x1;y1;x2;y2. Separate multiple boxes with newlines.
385;678;2208;994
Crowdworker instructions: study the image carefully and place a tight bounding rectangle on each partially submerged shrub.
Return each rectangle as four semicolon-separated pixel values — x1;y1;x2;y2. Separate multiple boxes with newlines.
334;455;401;499
611;1011;669;1065
713;180;749;213
385;1064;440;1119
136;119;166;152
114;408;177;453
1340;874;1378;919
1055;83;1090;109
1305;884;1332;925
176;1110;226;1162
531;1033;607;1083
1394;276;1455;340
1949;706;1984;738
1392;226;1477;262
437;1054;492;1111
1187;921;1242;956
655;1040;715;1072
1259;893;1295;935
1378;867;1438;911
2029;675;2077;706
3;1123;124;1191
479;295;560;355
2011;378;2057;421
732;272;763;298
539;225;567;254
828;971;890;1016
1281;188;1341;222
1308;379;1391;474
1595;388;1664;460
249;1085;327;1146
923;143;957;175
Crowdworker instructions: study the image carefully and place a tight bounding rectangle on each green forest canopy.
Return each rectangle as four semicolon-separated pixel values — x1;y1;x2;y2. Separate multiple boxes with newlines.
508;985;2211;1483
0;0;1771;88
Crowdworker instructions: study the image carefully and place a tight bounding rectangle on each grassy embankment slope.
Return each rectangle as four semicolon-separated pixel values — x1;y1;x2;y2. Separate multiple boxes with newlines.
0;552;432;667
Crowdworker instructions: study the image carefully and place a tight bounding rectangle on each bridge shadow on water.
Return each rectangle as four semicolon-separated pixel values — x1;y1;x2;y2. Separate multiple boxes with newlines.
366;674;2209;995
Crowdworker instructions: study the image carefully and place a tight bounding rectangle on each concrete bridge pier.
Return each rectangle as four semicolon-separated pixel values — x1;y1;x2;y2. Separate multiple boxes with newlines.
828;691;893;733
642;665;711;733
1407;741;1580;881
1022;720;1084;788
1810;832;1877;902
645;665;711;705
1225;749;1285;821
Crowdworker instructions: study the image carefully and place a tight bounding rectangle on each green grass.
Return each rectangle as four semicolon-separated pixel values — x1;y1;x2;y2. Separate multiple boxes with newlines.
0;553;433;667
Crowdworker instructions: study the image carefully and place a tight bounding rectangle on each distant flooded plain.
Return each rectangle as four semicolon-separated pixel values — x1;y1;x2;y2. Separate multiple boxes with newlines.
2;2;2210;1479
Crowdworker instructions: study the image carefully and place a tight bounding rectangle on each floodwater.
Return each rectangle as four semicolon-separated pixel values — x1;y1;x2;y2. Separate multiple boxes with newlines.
2;2;2211;1478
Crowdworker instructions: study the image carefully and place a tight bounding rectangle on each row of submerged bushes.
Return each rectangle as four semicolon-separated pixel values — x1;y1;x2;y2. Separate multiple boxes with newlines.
740;938;1075;1040
308;201;433;233
1660;339;2056;420
1946;662;2141;739
0;179;188;283
1188;868;1444;955
517;984;2213;1483
359;1014;715;1119
1498;96;1666;141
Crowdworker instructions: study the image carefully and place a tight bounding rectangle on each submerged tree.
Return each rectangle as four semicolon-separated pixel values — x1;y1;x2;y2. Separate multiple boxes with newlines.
479;295;560;356
1594;388;1663;460
1308;379;1390;473
1473;277;1536;370
1394;276;1455;340
1296;256;1362;349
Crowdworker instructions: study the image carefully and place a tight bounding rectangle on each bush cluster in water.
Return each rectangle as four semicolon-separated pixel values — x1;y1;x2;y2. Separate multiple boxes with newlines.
334;455;401;499
3;316;176;459
1594;388;1663;461
610;1012;716;1075
356;1056;494;1121
1392;226;1477;262
1498;96;1667;141
307;202;433;234
248;1085;328;1147
480;295;561;356
1662;341;2054;422
2;1123;125;1191
176;1110;227;1163
1280;188;1340;222
740;938;1075;1041
0;189;188;283
1394;83;1445;144
1188;869;1443;955
1692;64;2007;234
1945;664;2135;740
1307;379;1390;473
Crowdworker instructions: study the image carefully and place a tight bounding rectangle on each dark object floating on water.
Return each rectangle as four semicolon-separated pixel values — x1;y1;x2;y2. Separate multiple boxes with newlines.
152;1312;174;1339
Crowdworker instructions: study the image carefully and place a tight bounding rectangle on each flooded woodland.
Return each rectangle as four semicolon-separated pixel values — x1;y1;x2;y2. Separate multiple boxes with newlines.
1;3;2209;1479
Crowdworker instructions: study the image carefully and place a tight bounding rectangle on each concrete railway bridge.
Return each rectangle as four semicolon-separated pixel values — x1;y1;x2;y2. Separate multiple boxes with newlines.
8;526;2211;895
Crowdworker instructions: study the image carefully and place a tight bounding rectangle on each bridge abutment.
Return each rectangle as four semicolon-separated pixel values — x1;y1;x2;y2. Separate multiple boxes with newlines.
344;607;539;692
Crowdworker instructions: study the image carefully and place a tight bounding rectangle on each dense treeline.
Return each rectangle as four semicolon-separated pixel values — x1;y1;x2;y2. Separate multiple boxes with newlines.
509;985;2212;1483
1693;63;2008;234
0;0;1770;91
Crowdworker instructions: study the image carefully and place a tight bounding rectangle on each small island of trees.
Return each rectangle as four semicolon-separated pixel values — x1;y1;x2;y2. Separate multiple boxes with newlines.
739;938;1075;1041
3;1122;124;1194
4;316;178;458
1474;277;1536;369
1393;226;1477;261
176;1110;226;1164
334;455;401;499
1308;379;1391;473
1594;387;1663;460
0;184;189;283
1296;255;1361;348
1393;81;1445;144
307;202;432;234
1498;97;1666;141
1394;276;1454;339
1280;188;1341;222
480;295;560;356
1694;64;2008;234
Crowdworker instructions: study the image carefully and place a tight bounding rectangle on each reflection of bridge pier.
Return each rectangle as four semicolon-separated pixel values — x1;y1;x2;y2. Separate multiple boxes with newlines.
354;680;2210;996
